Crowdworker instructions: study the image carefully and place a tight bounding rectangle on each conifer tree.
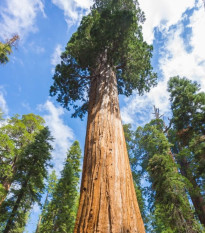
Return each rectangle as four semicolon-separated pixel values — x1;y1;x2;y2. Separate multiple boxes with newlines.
0;114;45;205
39;141;81;233
35;170;58;233
135;119;202;232
50;0;157;231
0;127;53;233
168;76;205;226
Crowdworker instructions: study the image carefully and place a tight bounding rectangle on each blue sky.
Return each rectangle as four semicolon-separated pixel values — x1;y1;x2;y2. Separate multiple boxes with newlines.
0;0;205;231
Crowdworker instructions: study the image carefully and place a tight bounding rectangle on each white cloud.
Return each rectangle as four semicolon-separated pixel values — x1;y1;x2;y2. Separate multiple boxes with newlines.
32;203;40;213
38;100;74;174
51;0;93;26
28;42;45;54
51;44;62;66
138;0;195;43
21;101;31;111
51;44;63;73
121;79;170;126
0;88;8;116
0;0;45;40
121;1;205;127
159;3;205;91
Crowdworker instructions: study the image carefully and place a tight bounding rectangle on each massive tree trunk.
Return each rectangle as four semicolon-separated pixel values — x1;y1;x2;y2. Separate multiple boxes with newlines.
74;61;145;232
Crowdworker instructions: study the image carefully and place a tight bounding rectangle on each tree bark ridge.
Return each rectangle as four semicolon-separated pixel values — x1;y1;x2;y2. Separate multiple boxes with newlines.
74;63;145;233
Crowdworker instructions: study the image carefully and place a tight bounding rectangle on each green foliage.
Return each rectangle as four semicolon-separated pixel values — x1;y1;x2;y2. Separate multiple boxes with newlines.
0;114;45;202
39;141;81;233
168;76;205;136
0;113;53;232
0;42;11;64
0;127;53;232
135;120;201;232
0;35;19;64
167;76;205;227
50;0;157;118
47;170;58;198
123;124;147;225
35;170;58;233
168;76;205;185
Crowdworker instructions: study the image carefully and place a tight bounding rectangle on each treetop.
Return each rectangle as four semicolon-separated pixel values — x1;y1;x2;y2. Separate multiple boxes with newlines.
50;0;157;119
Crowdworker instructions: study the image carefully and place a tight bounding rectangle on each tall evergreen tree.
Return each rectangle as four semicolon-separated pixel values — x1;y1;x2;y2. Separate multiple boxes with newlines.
0;114;45;205
39;141;81;233
0;127;53;233
168;76;205;226
50;0;157;231
35;170;58;233
135;119;202;232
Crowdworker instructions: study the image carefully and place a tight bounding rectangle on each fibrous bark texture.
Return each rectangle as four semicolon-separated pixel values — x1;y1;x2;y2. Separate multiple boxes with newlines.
74;62;145;233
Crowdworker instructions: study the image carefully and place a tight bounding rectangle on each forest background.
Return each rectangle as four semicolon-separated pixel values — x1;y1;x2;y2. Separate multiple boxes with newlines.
0;0;205;232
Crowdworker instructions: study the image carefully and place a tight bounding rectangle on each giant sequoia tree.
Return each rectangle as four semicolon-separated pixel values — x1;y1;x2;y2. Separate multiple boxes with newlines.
50;0;156;231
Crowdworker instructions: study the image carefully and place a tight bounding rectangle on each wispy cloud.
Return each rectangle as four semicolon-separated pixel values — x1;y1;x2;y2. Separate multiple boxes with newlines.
138;0;195;44
28;42;45;54
121;1;205;127
51;44;63;73
51;0;93;26
159;2;205;91
0;0;45;40
0;87;8;116
51;44;62;66
38;100;74;174
121;79;170;126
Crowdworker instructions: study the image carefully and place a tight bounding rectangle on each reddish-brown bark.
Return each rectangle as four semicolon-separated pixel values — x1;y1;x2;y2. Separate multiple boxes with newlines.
0;181;10;206
0;158;17;207
74;63;145;232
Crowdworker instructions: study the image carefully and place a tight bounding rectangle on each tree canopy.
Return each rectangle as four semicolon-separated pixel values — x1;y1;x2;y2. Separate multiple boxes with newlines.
50;0;157;118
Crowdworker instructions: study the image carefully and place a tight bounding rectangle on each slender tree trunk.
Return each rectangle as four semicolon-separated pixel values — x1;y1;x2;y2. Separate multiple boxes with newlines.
35;192;49;233
3;181;27;233
35;214;43;233
74;61;145;232
179;157;205;226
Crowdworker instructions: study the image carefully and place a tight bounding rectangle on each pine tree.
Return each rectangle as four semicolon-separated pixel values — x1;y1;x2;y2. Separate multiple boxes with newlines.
0;114;45;206
35;170;58;233
39;141;81;233
168;76;205;226
50;0;157;231
0;127;53;233
135;119;202;232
